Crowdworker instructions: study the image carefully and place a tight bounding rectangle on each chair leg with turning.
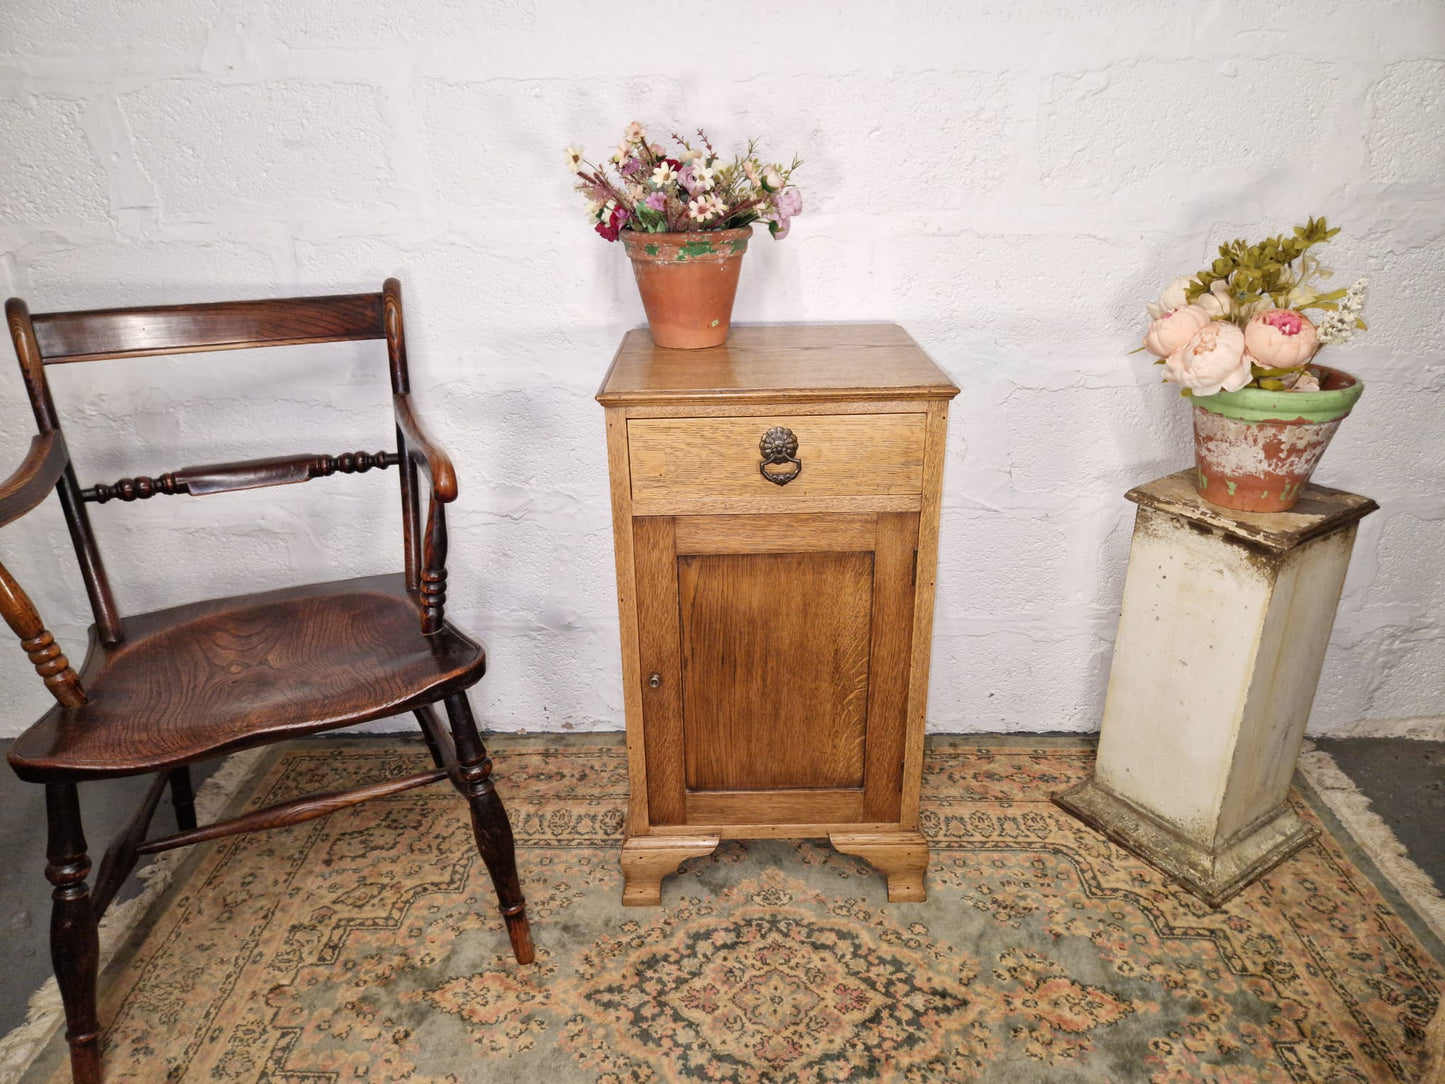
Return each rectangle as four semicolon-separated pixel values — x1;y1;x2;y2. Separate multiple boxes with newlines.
46;783;103;1084
167;765;197;832
442;692;534;965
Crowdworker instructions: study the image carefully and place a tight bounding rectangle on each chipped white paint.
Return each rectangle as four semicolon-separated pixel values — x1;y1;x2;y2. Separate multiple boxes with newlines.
1192;409;1341;480
0;0;1441;739
1060;497;1365;901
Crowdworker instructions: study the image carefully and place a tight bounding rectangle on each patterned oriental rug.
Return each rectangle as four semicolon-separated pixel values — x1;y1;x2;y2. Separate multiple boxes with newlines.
11;736;1444;1083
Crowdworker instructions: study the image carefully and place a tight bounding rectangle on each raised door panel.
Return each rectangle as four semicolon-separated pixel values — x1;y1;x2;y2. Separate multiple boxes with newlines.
633;512;918;829
678;549;873;792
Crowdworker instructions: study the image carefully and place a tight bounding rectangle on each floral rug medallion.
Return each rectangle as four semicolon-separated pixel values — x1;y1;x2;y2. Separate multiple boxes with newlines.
14;737;1442;1083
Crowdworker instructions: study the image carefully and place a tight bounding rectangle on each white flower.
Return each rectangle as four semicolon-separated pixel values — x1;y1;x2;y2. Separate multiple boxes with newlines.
690;162;715;191
651;162;677;187
687;197;717;222
611;140;631;163
1316;277;1369;346
1146;275;1193;320
563;146;584;174
1196;279;1235;320
764;170;784;190
707;194;729;219
625;121;646;143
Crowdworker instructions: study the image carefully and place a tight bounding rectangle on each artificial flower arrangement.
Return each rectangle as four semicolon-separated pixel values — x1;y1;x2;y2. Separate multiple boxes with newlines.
565;123;802;242
1140;217;1368;397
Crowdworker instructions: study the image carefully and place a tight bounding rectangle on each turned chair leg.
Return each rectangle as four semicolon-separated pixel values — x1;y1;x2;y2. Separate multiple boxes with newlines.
441;692;534;965
46;783;102;1084
167;765;197;832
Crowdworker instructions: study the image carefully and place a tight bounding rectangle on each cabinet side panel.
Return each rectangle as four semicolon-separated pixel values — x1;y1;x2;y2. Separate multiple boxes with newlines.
604;406;650;832
633;516;688;825
900;402;951;826
862;512;919;821
678;551;872;791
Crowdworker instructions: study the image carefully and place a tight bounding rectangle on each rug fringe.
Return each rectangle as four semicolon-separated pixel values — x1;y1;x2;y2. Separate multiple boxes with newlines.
1296;748;1445;945
0;748;269;1084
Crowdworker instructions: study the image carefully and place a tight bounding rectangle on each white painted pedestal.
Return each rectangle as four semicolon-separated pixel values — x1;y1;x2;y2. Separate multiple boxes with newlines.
1056;470;1377;906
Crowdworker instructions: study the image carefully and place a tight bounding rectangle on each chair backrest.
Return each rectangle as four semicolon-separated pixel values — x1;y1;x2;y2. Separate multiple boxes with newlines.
3;278;428;648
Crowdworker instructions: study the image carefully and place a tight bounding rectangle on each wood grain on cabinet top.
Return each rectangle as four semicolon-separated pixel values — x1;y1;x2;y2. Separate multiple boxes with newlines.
596;324;959;406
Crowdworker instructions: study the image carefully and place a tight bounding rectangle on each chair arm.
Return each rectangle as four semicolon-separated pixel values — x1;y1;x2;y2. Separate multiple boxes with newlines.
0;431;68;528
0;559;85;707
392;394;457;502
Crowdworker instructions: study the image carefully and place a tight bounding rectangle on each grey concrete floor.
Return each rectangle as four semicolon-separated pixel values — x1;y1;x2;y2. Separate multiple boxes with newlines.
1;735;1441;1039
1313;737;1445;892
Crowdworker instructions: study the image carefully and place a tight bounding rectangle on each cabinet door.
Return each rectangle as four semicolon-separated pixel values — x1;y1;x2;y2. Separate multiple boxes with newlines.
633;512;918;828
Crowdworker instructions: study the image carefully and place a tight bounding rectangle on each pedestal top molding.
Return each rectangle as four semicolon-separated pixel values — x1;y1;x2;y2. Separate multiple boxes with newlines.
596;323;960;407
1127;470;1379;556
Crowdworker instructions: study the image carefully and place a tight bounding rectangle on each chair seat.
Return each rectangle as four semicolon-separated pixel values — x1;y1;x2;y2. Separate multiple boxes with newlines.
8;573;485;782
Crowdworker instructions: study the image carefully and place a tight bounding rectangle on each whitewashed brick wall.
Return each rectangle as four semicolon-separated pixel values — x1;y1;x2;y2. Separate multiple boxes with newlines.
1;0;1442;738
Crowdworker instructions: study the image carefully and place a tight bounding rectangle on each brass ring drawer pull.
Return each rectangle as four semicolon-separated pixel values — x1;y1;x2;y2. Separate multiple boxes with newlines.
759;426;802;486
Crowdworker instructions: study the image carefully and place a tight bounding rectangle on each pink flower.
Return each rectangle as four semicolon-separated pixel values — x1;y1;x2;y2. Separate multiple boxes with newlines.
768;187;802;238
644;191;666;211
1244;309;1319;369
1163;322;1253;396
1142;304;1212;358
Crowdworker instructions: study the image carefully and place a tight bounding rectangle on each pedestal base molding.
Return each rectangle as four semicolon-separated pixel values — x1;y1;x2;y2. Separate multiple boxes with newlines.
1054;778;1318;908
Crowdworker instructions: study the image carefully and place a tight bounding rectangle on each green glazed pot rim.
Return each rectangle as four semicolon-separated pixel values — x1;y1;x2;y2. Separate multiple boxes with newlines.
1192;365;1363;424
620;226;752;264
619;226;753;242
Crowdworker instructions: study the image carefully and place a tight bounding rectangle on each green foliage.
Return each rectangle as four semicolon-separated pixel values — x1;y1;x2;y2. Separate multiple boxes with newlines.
1184;216;1344;320
633;204;668;234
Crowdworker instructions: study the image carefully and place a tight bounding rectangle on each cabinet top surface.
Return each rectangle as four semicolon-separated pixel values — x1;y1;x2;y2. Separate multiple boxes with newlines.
596;324;959;406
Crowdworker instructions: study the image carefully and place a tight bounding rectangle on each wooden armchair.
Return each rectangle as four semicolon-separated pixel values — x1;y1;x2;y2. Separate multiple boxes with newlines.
1;280;533;1084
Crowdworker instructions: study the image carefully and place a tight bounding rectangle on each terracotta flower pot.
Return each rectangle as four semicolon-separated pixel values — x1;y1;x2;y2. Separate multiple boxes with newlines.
1191;365;1363;513
620;227;751;349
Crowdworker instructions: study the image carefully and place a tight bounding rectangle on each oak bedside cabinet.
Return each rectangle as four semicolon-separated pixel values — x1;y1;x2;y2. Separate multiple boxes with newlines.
597;324;958;905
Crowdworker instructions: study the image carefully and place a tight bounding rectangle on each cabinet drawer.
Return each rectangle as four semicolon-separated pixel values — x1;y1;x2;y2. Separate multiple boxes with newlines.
627;413;926;502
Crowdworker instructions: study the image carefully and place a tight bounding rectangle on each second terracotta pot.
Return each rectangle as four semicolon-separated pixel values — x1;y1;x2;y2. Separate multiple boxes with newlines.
1191;365;1363;513
620;227;751;349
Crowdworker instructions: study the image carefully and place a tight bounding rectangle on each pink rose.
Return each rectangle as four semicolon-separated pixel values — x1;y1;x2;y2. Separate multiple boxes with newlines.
1142;304;1212;358
1244;309;1319;369
1163;322;1253;396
